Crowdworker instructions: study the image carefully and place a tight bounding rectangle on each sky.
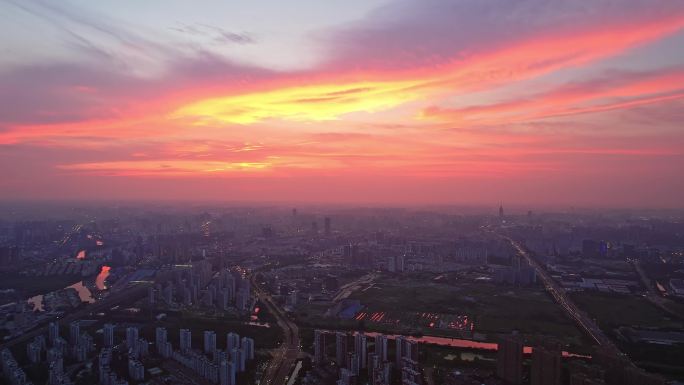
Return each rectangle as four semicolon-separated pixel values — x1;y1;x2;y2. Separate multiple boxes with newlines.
1;0;683;207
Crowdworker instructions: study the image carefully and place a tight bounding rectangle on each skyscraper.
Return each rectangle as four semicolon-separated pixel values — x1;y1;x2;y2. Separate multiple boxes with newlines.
235;348;246;372
204;331;217;354
314;330;326;365
531;345;562;385
324;217;331;235
241;337;255;360
347;352;360;376
375;334;388;362
388;256;396;272
48;322;59;344
220;359;236;385
354;332;367;369
180;329;192;353
155;327;168;355
336;332;348;367
226;332;240;352
103;323;115;348
404;340;418;363
148;286;155;307
497;335;523;384
126;327;139;351
69;321;80;345
395;336;404;368
396;255;405;272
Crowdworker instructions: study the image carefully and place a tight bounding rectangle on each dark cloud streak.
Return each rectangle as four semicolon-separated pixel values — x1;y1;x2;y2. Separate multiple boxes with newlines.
171;22;255;45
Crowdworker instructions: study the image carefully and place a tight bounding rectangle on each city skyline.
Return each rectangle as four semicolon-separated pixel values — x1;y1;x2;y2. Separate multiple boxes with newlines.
1;0;684;206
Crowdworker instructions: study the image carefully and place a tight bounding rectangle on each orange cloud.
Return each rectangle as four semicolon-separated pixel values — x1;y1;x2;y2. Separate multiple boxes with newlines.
168;14;684;127
421;68;684;125
58;160;273;177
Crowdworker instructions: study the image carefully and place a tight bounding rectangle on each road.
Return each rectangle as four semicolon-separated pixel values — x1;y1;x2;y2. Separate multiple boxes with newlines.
332;273;376;302
633;260;684;319
500;234;618;350
252;274;301;385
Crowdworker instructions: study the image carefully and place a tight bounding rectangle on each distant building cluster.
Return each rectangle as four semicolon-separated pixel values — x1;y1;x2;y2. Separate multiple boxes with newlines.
150;263;253;312
493;255;536;286
0;316;258;385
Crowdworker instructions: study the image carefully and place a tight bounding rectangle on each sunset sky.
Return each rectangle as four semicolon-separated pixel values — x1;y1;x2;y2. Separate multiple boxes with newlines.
1;0;683;207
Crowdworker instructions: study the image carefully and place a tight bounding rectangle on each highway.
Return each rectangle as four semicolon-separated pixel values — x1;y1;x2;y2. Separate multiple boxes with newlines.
251;274;301;385
500;234;618;350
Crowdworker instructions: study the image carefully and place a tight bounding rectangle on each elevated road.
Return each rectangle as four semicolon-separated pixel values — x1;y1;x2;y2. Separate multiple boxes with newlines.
500;234;618;350
251;274;300;385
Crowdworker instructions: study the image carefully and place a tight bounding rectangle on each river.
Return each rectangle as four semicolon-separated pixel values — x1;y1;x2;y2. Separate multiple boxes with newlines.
27;265;111;311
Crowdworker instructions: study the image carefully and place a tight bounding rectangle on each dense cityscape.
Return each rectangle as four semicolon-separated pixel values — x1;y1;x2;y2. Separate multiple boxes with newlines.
0;204;682;384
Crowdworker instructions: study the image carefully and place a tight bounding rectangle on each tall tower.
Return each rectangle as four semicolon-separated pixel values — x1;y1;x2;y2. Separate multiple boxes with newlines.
499;204;504;219
324;217;331;236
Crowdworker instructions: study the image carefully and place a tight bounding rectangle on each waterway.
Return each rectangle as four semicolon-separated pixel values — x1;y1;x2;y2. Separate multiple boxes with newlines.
27;265;111;311
95;266;111;290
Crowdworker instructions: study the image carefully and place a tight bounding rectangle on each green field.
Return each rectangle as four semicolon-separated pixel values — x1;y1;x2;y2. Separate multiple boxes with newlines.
570;291;684;381
344;275;586;346
570;292;684;330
